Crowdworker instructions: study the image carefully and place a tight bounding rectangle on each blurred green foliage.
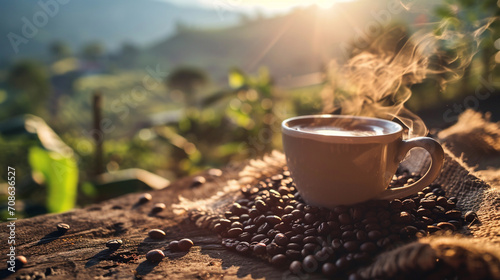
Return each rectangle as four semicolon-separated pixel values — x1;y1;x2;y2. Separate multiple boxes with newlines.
28;146;78;213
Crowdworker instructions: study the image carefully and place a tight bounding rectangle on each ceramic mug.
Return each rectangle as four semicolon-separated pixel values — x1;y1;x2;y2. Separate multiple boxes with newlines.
281;114;444;208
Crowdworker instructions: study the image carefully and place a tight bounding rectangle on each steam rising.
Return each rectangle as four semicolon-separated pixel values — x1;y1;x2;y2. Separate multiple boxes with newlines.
321;19;493;138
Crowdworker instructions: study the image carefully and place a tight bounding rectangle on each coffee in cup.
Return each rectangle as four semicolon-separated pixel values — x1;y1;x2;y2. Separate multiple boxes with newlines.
281;114;444;208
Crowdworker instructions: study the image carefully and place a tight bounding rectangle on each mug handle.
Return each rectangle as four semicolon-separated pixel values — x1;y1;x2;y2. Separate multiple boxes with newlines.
378;137;445;200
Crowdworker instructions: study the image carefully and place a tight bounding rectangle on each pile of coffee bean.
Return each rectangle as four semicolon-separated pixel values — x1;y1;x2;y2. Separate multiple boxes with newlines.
210;168;478;278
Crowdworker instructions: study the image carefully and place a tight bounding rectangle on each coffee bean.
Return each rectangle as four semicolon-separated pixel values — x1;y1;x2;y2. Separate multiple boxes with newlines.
421;216;434;225
219;219;231;228
257;222;271;234
231;221;243;228
401;226;418;236
437;222;456;231
106;239;123;250
151;203;166;213
267;242;286;256
271;254;288;267
291;209;304;220
377;237;391;248
235;241;251;255
251;234;267;243
335;256;350;271
208;168;223;177
148;229;166;240
368;230;382;241
465;211;478;223
138;193;152;204
266;215;281;224
422;186;433;193
286;249;302;260
253;214;266;225
420;199;436;209
339;213;353;225
448;219;462;228
239;232;252;242
286;242;301;250
360;242;377;253
365;223;381;231
169;240;179;251
282;214;294;224
348;272;363;280
15;256;27;268
303;255;318;272
289;260;303;274
397;211;412;224
417;208;432;217
343;241;359;252
433;206;446;215
146;249;165;262
56;223;70;232
248;208;259;218
304;228;318;236
289;234;304;244
190;176;206;188
321;262;336;276
427;225;441;233
243;224;257;233
436;196;448;207
274;233;288;246
424;193;437;200
303;242;319;255
253;242;267;255
402;199;416;210
255;200;268;212
445;210;462;220
389;199;403;210
342;230;356;241
228;227;243;238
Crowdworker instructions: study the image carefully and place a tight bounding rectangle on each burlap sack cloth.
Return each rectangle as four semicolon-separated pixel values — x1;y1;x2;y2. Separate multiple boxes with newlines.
175;112;500;279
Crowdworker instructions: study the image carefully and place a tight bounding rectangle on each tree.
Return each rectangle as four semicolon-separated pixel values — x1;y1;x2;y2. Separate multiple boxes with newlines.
82;42;104;61
6;60;52;116
49;40;72;60
165;67;209;105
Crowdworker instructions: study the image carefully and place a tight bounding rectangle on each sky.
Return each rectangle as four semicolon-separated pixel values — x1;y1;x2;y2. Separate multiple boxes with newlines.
162;0;340;14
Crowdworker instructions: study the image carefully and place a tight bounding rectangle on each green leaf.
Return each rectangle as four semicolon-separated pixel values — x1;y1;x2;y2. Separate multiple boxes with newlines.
28;146;78;213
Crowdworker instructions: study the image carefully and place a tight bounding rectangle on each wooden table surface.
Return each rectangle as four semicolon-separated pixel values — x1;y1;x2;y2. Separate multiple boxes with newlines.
0;168;325;280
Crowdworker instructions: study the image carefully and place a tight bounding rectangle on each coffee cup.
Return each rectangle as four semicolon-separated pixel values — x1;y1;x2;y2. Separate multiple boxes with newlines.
281;114;444;208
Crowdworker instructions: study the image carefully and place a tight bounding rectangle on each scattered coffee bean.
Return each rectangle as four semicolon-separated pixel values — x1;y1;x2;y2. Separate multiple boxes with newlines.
148;229;166;240
146;249;165;262
151;203;166;214
15;256;27;268
169;240;179;251
208;168;223;177
138;193;152;204
465;211;479;224
105;239;123;250
191;176;206;188
56;223;70;232
178;238;194;251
